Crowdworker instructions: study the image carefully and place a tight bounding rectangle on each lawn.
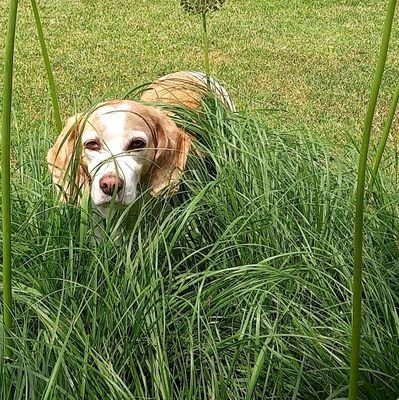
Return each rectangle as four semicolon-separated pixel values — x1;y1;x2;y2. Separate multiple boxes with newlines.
1;0;399;399
1;0;399;140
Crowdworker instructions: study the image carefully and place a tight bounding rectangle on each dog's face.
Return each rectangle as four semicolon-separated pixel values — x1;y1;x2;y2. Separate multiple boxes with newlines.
82;102;157;209
47;100;191;214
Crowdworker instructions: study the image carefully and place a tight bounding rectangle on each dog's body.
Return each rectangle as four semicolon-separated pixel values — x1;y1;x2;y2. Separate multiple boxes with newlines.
47;71;234;217
141;71;236;112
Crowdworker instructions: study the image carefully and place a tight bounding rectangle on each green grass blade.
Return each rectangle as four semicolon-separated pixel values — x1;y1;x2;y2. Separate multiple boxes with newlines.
350;1;397;399
1;0;19;359
371;80;399;185
245;336;271;400
30;0;62;133
202;11;211;79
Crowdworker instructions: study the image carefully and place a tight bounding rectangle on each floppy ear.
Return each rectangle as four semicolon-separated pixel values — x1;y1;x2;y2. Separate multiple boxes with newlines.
47;114;90;201
149;110;192;196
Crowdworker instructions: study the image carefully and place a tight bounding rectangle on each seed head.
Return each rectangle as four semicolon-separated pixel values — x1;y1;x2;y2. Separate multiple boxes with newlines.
180;0;225;14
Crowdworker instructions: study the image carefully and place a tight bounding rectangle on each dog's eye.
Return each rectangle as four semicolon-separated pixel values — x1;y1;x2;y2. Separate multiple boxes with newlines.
127;138;146;151
84;139;101;151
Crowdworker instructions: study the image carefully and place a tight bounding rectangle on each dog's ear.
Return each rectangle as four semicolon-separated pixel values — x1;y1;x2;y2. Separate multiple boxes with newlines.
47;114;90;201
149;110;192;196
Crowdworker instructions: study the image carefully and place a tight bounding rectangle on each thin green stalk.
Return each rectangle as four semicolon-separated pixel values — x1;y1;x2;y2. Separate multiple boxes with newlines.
31;0;62;133
350;1;397;399
2;0;19;359
371;80;399;185
201;11;211;83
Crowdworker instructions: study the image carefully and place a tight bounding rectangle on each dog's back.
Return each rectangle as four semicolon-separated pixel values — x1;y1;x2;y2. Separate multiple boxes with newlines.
140;71;236;112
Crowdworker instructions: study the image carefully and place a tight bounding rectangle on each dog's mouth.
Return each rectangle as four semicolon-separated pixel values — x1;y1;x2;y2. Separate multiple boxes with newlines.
93;190;138;208
95;195;124;207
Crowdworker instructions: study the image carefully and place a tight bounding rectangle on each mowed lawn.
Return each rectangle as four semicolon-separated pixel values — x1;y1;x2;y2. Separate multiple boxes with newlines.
1;0;399;143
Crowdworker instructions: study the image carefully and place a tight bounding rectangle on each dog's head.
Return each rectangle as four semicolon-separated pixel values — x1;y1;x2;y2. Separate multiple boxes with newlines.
47;100;191;213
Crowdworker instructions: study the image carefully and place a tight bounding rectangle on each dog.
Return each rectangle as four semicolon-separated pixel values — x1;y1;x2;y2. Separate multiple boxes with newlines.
47;71;235;217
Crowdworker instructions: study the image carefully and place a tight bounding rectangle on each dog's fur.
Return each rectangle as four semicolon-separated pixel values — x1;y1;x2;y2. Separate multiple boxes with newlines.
141;71;236;112
47;71;234;216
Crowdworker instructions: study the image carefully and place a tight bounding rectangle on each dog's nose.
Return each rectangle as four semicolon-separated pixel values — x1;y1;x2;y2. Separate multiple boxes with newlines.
99;174;124;196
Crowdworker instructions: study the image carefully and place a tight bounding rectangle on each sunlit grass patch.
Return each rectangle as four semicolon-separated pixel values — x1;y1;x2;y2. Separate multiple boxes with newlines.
1;0;398;142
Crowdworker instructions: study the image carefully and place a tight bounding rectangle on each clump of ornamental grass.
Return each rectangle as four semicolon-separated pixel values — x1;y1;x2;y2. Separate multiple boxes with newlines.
180;0;226;79
2;0;61;367
350;1;397;398
1;95;399;399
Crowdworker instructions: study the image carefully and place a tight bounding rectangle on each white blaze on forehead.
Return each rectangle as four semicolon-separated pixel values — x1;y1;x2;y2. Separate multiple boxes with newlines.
98;104;128;139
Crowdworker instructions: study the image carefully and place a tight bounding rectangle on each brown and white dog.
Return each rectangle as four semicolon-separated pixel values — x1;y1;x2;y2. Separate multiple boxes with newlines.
47;71;235;217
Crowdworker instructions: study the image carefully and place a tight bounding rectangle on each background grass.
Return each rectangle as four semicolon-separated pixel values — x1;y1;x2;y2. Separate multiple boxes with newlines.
1;0;399;142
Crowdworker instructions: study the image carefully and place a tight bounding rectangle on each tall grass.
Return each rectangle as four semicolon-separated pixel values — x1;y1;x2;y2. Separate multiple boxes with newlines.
2;0;61;365
1;99;399;398
180;0;226;79
30;0;62;133
351;1;397;398
2;0;19;361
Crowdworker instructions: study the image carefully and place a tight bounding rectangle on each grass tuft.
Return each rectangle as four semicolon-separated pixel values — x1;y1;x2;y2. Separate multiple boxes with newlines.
1;98;399;398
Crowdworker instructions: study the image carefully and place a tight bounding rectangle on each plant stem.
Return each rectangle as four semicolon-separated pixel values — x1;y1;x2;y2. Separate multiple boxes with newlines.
2;0;19;359
371;80;399;185
201;11;211;86
31;0;62;133
350;1;397;399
